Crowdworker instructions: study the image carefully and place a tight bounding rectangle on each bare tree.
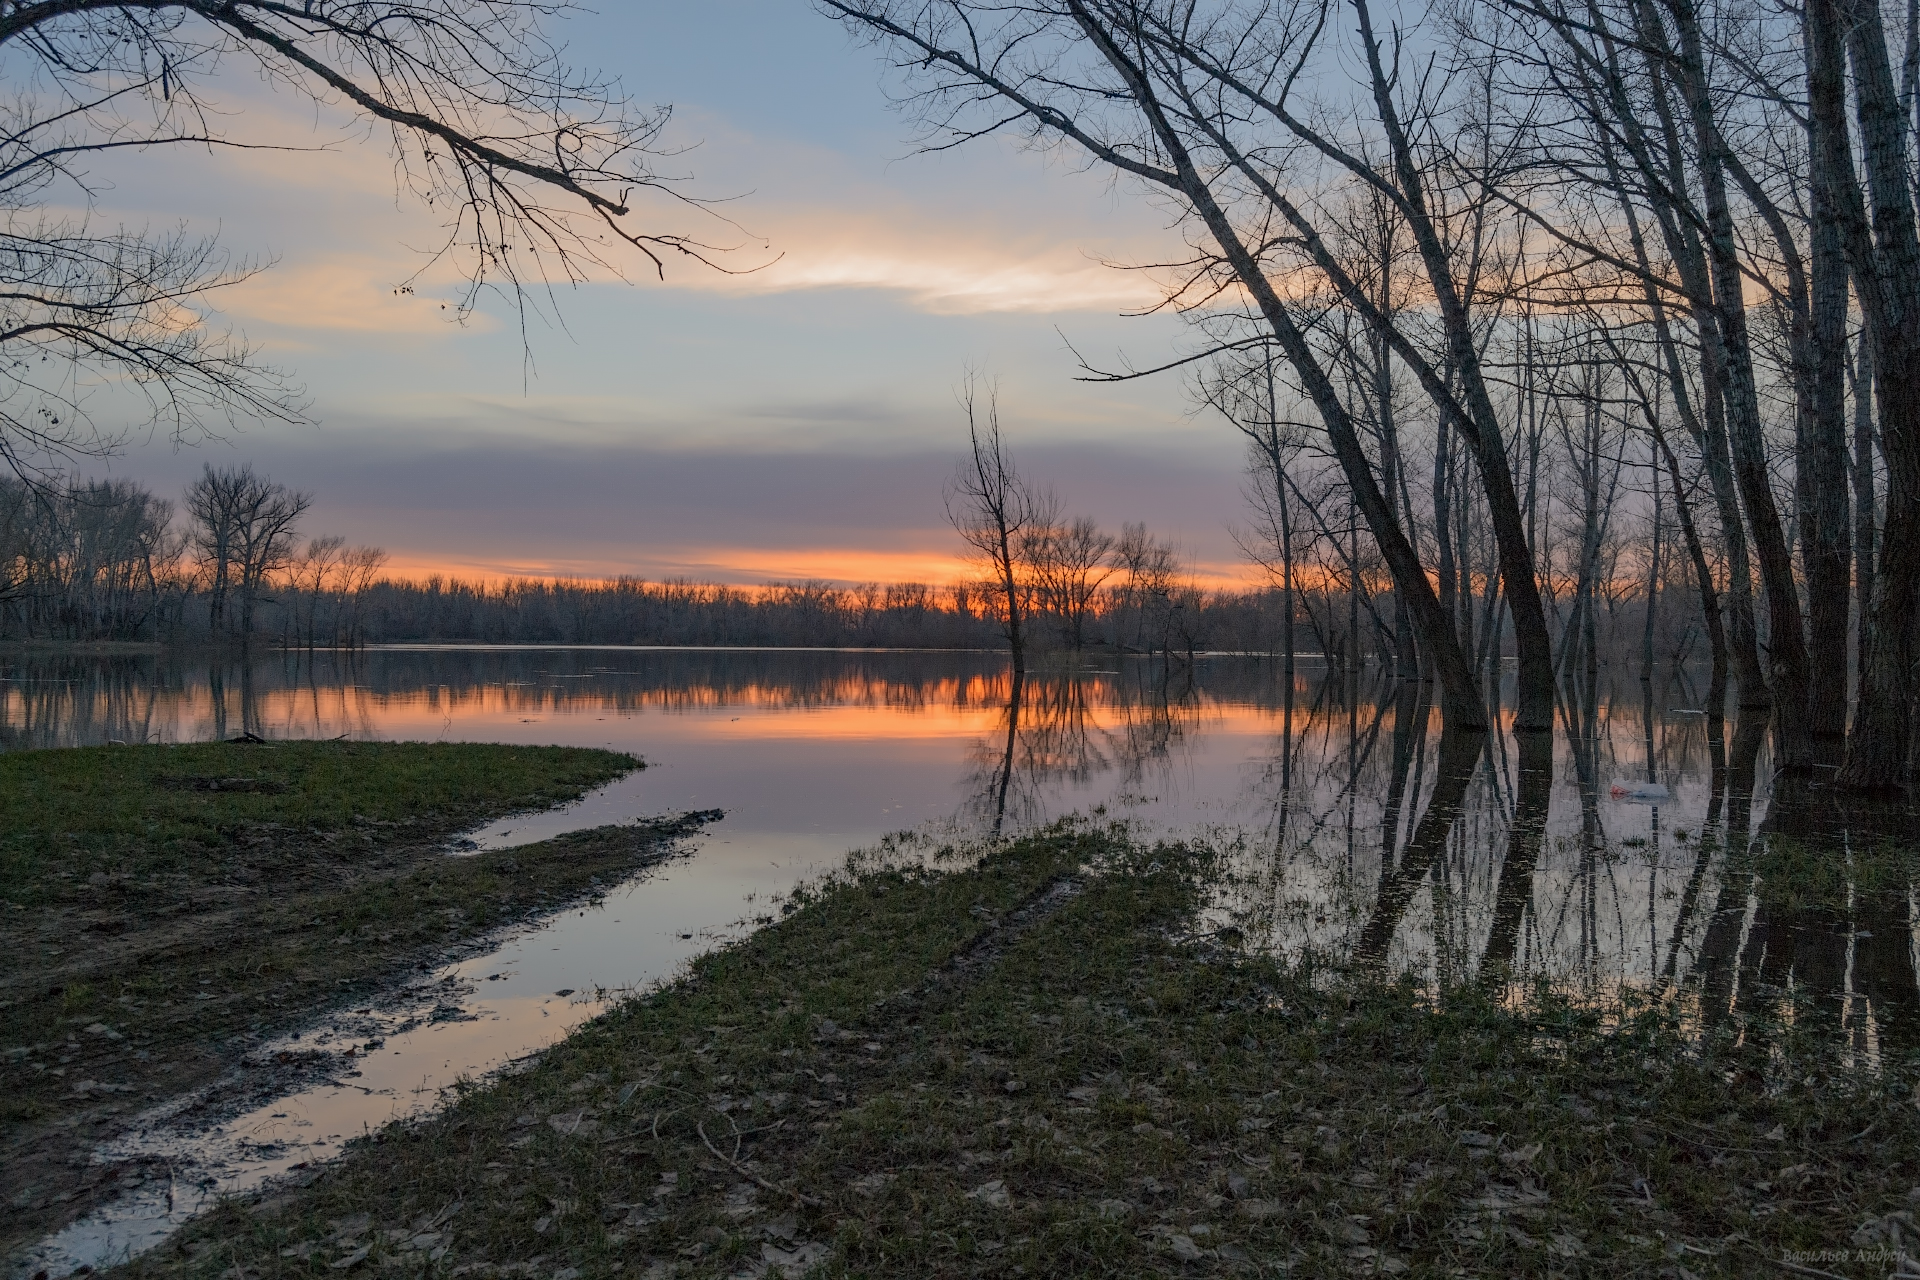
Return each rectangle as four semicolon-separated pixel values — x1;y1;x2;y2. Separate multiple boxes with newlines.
184;463;309;637
338;544;390;648
1024;513;1116;648
946;381;1038;671
824;0;1542;732
292;534;347;648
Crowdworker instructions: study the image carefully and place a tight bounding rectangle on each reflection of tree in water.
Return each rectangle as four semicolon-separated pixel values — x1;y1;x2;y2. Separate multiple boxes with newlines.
1229;657;1920;1061
1686;726;1920;1060
959;659;1210;837
0;652;174;749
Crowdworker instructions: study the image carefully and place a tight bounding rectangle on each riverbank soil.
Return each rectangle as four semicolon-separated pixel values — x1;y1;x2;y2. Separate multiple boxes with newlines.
118;825;1920;1279
0;741;691;1257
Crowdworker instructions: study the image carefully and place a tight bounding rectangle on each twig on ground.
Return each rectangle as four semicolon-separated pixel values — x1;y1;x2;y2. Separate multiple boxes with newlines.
696;1120;821;1208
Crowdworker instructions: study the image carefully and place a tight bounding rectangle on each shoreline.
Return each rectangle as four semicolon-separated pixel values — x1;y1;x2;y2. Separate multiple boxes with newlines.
0;742;659;1260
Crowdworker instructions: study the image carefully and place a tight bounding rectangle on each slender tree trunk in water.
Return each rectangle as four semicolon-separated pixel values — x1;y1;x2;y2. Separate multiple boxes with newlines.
1833;0;1920;788
1376;333;1420;679
1851;343;1878;687
1803;31;1857;740
1170;164;1486;724
1050;9;1492;721
1349;506;1361;675
1655;432;1729;742
1435;414;1457;642
1280;458;1297;685
1000;534;1026;676
1606;167;1731;734
1644;454;1661;683
1653;257;1763;712
1457;479;1476;663
1619;0;1768;717
1672;0;1812;769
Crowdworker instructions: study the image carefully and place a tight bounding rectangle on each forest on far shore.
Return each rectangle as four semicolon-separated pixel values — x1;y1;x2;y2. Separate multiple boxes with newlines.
0;464;1695;663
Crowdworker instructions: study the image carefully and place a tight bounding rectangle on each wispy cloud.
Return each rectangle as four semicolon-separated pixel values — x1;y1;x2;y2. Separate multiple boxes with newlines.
673;210;1165;314
218;258;492;335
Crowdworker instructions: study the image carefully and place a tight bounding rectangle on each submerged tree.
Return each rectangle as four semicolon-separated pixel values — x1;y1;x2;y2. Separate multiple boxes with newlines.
947;382;1040;672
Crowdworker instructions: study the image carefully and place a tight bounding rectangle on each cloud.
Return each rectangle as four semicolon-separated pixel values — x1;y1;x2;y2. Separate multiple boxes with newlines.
217;258;494;335
671;209;1164;314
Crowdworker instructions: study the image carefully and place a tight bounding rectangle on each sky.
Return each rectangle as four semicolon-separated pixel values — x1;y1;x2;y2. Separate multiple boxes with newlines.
82;2;1261;587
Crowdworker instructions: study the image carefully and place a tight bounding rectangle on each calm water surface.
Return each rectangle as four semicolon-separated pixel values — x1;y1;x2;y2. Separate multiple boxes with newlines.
7;645;1911;1275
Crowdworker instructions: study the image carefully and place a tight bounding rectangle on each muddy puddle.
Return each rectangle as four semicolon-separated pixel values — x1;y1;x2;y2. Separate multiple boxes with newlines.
14;814;843;1279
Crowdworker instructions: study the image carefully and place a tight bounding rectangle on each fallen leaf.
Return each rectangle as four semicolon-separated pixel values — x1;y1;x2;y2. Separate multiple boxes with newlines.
761;1241;829;1277
1548;1231;1586;1258
1499;1142;1544;1168
849;1172;893;1197
969;1180;1010;1208
546;1111;596;1137
1170;1234;1206;1262
329;1247;368;1270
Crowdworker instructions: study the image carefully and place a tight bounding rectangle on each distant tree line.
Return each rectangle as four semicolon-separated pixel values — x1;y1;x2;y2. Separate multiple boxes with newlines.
0;465;1354;654
0;466;385;646
347;573;1300;652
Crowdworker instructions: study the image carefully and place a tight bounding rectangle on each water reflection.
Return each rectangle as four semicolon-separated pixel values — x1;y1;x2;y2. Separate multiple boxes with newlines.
4;645;1916;1028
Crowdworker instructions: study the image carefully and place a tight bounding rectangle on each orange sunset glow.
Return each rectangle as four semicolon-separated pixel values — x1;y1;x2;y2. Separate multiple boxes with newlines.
370;547;1273;591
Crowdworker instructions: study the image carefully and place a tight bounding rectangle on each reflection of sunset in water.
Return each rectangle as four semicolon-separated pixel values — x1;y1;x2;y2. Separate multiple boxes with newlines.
1;644;1813;1008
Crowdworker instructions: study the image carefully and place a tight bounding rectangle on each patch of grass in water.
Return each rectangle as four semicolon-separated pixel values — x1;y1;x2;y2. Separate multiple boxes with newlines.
120;823;1920;1279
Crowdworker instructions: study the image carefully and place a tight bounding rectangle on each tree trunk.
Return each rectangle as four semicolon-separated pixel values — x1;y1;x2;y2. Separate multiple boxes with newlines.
1803;0;1859;741
1833;0;1920;788
1851;342;1877;689
1671;0;1812;769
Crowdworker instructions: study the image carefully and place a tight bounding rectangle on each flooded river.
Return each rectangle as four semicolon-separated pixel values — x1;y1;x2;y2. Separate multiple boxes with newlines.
3;644;1913;1274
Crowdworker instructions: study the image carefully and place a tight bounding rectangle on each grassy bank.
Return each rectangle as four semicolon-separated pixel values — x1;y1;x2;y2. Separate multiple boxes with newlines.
112;823;1920;1280
0;741;716;1256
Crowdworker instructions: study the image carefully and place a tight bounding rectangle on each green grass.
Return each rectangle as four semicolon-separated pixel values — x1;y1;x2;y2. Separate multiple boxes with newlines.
0;740;694;1257
113;824;1920;1279
0;741;633;908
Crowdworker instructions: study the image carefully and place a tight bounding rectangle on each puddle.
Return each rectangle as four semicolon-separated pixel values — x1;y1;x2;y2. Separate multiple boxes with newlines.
455;773;674;852
13;816;845;1279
